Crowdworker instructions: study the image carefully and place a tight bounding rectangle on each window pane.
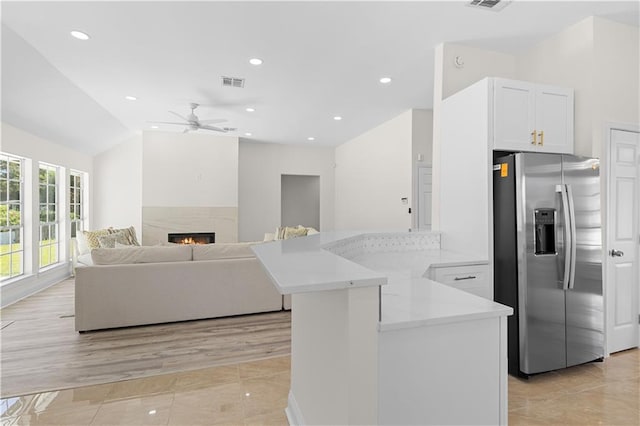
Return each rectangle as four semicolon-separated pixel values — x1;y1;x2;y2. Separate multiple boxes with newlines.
76;175;81;188
48;205;56;222
8;181;20;202
48;169;56;185
71;222;77;238
10;228;21;247
13;251;22;276
69;187;75;204
48;185;56;203
76;188;82;204
39;167;46;183
69;174;74;186
0;160;7;179
0;229;9;249
41;225;49;242
9;204;20;226
51;243;58;263
50;224;58;242
0;207;7;227
1;254;10;278
39;185;47;204
0;179;7;202
39;206;47;222
8;160;20;180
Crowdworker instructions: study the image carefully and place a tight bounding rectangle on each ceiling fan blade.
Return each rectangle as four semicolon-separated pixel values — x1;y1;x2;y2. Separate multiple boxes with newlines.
199;124;228;132
148;121;188;125
198;118;227;124
169;111;190;122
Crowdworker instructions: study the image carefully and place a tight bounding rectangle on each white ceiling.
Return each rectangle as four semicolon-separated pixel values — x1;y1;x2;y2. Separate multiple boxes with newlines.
2;1;639;155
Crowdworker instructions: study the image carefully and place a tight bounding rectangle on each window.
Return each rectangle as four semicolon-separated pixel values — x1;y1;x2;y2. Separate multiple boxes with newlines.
39;163;59;268
1;154;24;280
69;171;85;238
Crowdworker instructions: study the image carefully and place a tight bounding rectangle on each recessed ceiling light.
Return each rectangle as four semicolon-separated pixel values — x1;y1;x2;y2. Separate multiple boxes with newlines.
245;132;252;136
150;125;159;129
249;58;263;66
379;77;392;84
125;95;137;101
70;30;90;41
333;116;342;121
307;137;315;141
245;107;255;112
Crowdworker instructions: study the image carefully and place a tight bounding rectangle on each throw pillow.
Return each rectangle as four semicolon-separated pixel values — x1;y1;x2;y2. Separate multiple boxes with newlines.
82;229;111;250
109;226;140;246
283;226;308;239
305;227;319;235
98;232;130;248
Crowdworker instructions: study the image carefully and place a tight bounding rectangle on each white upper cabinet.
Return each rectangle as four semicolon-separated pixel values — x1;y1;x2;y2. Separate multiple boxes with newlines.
494;78;574;154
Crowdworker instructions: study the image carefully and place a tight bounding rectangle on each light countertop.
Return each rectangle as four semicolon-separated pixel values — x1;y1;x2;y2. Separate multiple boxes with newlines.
252;231;513;330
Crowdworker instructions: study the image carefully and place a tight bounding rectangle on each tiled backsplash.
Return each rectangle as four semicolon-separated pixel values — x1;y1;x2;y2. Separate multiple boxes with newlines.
323;232;440;260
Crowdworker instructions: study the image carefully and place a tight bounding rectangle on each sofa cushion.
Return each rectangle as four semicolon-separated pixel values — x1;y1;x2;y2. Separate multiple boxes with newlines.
91;245;193;265
192;243;258;261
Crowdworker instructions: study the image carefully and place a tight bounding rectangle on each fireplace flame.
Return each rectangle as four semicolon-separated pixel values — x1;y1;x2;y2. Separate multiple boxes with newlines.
180;237;197;245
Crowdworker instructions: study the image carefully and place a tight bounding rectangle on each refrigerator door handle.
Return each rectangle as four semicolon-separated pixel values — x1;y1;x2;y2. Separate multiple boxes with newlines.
556;184;572;290
565;184;577;290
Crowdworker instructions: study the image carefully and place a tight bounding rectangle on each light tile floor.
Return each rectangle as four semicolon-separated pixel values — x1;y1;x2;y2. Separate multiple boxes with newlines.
0;356;290;426
1;349;638;425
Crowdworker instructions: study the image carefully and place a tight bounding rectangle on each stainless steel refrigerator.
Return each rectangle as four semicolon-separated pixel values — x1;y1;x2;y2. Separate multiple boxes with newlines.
493;152;604;377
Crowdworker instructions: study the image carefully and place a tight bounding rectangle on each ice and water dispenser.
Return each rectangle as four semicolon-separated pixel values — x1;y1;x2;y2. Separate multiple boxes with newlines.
534;209;556;255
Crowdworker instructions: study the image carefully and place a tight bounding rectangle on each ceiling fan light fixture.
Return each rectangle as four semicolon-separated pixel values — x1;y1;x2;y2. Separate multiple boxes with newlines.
249;58;263;66
70;30;90;41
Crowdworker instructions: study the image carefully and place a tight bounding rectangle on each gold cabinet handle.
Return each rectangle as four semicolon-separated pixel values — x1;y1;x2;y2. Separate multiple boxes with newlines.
538;130;544;146
531;130;537;145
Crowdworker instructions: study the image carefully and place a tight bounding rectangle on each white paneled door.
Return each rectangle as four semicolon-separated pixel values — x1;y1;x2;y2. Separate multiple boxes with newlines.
607;126;640;354
418;166;432;229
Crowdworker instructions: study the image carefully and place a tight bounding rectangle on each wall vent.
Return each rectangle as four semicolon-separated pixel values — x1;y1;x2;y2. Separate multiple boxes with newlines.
467;0;511;11
221;76;245;88
223;127;237;132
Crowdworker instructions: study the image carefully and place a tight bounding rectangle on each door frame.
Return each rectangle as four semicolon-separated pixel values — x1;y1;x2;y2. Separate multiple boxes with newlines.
603;122;640;356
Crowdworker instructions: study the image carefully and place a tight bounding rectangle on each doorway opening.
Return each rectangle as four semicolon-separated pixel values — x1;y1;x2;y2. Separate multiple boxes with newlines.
281;175;320;230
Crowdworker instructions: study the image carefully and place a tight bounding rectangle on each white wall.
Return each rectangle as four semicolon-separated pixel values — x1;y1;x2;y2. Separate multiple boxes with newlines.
238;141;335;242
1;122;93;306
592;18;639;158
142;131;238;207
334;110;413;231
93;133;142;234
432;43;517;229
517;17;639;158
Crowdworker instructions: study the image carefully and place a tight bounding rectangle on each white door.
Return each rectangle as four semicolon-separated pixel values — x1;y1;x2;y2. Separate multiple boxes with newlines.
417;166;432;229
607;126;640;354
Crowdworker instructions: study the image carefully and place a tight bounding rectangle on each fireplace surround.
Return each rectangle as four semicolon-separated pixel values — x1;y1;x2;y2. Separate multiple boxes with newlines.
168;232;215;245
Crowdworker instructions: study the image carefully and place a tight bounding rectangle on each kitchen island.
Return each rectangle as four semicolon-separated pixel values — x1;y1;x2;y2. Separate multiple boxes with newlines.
252;230;513;425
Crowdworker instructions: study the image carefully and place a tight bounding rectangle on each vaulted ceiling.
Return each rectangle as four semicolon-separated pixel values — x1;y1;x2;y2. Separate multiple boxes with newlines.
2;1;638;155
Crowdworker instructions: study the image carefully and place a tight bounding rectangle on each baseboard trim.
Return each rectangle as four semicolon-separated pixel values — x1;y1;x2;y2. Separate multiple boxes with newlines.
1;265;71;308
286;391;305;426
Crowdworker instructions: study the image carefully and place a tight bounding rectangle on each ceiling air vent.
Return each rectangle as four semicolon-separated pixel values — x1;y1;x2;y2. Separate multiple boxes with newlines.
221;76;245;88
467;0;511;11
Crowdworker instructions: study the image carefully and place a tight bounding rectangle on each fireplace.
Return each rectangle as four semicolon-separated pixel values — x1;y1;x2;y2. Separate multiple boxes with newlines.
168;232;215;245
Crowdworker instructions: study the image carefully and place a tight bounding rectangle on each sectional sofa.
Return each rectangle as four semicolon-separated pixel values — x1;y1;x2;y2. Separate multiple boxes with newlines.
74;243;284;332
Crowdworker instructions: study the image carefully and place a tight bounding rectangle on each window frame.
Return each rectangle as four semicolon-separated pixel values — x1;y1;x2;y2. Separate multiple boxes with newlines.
1;153;25;281
38;162;60;269
69;170;85;239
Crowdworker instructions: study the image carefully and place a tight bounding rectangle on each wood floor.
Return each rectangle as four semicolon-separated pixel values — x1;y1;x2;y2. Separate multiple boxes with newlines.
0;278;291;398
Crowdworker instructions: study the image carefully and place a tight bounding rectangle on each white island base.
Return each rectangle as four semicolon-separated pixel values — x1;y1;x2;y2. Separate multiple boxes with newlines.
286;286;508;425
252;231;512;425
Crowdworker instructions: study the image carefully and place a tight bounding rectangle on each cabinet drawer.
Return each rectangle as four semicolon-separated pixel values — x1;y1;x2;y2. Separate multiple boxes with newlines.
431;264;492;300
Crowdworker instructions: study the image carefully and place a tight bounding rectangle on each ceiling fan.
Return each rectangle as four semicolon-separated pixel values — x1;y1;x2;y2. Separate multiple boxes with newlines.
150;103;229;133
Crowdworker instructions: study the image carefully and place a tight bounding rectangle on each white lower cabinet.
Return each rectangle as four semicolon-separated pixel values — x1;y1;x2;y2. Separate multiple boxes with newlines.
429;263;492;300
